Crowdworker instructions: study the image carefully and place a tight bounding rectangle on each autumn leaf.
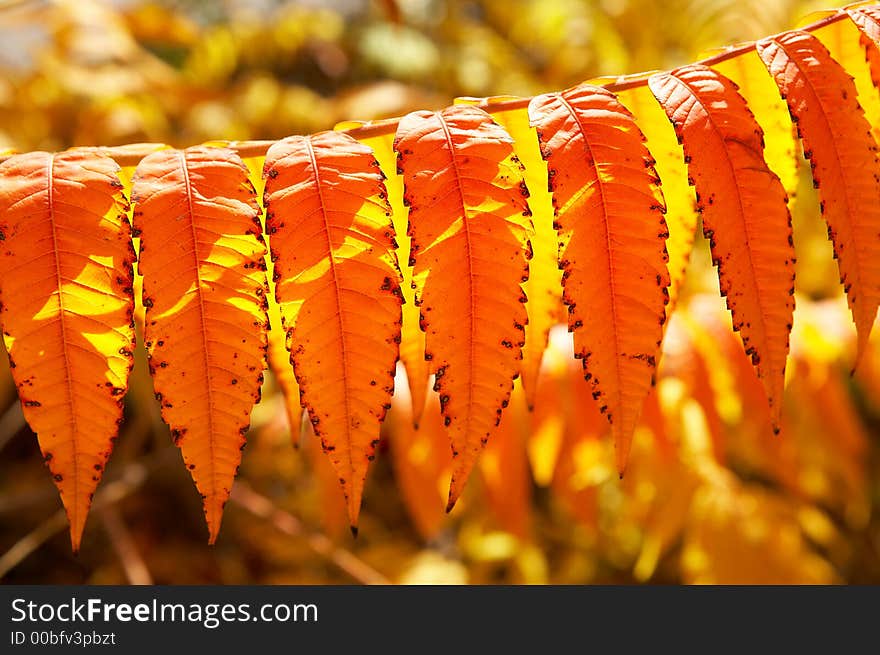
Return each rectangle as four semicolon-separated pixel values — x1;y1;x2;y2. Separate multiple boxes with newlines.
757;30;880;362
649;65;796;432
0;149;135;551
708;49;801;199
132;145;268;543
263;130;402;532
394;105;533;512
1;3;879;564
529;83;670;475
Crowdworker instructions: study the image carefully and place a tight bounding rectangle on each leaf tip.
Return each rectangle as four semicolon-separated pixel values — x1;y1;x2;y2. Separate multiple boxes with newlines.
852;328;872;375
203;495;227;546
60;491;87;555
207;521;221;546
613;424;634;480
69;525;83;555
446;457;477;514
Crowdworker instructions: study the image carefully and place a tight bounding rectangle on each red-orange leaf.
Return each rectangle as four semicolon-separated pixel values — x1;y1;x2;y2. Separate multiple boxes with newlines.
132;146;268;544
263;131;402;531
0;149;135;551
649;65;795;430
757;31;880;361
394;105;533;511
529;84;670;474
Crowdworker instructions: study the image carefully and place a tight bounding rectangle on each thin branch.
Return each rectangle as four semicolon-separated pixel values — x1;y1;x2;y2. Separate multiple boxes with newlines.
0;418;175;516
0;508;67;579
0;8;846;168
230;482;391;585
101;504;153;585
0;459;149;578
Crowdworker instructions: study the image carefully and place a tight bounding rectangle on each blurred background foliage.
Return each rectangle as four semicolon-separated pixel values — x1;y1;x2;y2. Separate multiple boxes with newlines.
2;0;880;584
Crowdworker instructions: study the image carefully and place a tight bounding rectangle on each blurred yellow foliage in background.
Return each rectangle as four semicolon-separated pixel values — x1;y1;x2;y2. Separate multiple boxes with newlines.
1;0;879;585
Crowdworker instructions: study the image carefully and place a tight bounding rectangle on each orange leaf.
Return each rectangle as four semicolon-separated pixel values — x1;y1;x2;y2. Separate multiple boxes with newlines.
263;131;402;532
529;84;670;475
708;49;801;199
0;150;135;551
757;31;880;361
394;105;532;511
132;146;268;543
649;65;795;431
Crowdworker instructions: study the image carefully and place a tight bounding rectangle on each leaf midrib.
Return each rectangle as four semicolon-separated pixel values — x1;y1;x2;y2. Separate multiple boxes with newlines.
436;112;477;451
178;150;218;514
304;138;356;506
47;153;81;532
556;92;624;421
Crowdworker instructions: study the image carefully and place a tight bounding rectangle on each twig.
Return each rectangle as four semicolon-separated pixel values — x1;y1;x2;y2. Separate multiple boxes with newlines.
0;508;67;579
101;504;153;585
0;8;846;167
230;482;391;585
0;460;150;578
0;423;176;516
